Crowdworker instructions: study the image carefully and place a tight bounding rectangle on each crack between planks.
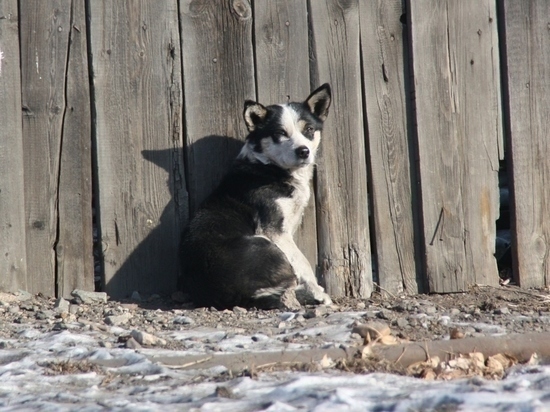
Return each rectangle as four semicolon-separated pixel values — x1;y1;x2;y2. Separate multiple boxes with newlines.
54;0;76;297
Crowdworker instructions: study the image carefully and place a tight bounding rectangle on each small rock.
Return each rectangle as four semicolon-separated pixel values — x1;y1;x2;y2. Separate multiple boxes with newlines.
450;328;464;339
69;304;80;315
130;291;142;302
8;305;20;314
494;307;510;315
71;289;108;304
278;288;301;311
99;341;112;348
104;313;132;326
304;306;328;319
356;302;366;310
279;312;296;321
54;297;70;313
450;308;461;316
233;306;247;315
130;330;166;346
376;310;391;320
15;290;33;301
36;310;54;320
120;303;139;311
52;322;68;331
396;317;409;328
125;337;142;349
424;306;437;315
173;316;195;325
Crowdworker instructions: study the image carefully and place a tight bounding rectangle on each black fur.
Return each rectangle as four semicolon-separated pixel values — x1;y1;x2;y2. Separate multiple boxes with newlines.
180;161;298;309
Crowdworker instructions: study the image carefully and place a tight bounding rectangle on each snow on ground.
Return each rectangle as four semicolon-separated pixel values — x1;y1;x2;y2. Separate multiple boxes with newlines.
1;325;550;411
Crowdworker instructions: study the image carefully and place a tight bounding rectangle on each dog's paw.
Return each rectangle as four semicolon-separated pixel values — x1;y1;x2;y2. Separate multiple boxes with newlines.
295;282;332;306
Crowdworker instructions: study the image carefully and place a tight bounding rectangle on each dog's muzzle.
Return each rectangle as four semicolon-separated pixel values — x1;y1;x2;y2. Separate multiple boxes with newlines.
295;146;310;159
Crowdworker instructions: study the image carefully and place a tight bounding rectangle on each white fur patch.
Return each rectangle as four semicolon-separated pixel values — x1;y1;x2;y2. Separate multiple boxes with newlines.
252;286;287;299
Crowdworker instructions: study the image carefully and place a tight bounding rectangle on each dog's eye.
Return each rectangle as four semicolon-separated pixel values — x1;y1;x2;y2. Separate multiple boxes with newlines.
306;127;314;133
276;130;288;137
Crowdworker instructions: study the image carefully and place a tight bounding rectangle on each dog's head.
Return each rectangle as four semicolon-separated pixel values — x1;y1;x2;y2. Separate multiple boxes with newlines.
238;84;331;170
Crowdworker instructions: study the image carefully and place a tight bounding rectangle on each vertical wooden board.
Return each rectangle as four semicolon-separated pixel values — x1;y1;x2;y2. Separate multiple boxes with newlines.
253;0;317;269
90;1;187;298
502;1;550;288
20;1;73;296
179;0;255;215
359;0;418;295
56;0;93;298
309;0;372;298
0;0;27;292
408;0;502;292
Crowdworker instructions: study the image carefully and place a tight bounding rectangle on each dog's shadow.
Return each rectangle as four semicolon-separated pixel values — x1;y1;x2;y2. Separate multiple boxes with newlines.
105;135;243;301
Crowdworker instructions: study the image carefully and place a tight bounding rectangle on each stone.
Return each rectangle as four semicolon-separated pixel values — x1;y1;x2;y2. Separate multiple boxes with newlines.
130;330;166;346
173;316;195;325
233;306;247;314
279;288;301;311
125;337;142;349
494;307;510;315
130;291;142;302
54;297;70;314
396;317;409;328
104;313;132;326
71;290;108;304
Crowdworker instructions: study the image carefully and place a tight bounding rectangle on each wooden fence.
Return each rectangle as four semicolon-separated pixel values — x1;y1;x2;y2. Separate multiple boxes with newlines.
0;0;548;300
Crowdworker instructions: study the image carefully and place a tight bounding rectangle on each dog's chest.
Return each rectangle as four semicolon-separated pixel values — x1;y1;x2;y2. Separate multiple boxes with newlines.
276;167;312;234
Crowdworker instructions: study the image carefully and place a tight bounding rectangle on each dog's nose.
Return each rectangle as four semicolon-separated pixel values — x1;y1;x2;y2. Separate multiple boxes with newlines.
295;146;310;159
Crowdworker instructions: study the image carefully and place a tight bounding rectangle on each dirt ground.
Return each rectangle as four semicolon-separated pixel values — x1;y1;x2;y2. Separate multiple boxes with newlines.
2;284;550;380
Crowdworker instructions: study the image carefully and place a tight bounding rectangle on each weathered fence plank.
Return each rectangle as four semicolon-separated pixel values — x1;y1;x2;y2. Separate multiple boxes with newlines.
20;1;73;296
408;0;502;292
90;1;186;297
180;0;255;216
360;0;419;295
253;0;317;269
502;0;550;288
56;0;93;297
0;0;27;292
309;0;372;298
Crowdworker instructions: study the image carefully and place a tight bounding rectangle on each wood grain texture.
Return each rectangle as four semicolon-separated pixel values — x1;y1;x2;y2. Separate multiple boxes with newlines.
180;0;255;215
20;1;73;296
56;0;93;298
90;1;187;298
309;0;372;298
360;0;419;295
502;0;550;288
408;0;502;292
253;0;317;269
0;0;27;292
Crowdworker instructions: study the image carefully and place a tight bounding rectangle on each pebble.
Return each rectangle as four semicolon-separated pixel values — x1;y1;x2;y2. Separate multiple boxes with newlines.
279;312;295;322
54;298;70;313
104;313;132;326
233;306;247;315
494;307;510;315
8;305;20;314
125;337;142;349
173;316;195;325
305;306;328;319
71;290;108;304
131;330;166;346
396;317;409;328
425;306;437;315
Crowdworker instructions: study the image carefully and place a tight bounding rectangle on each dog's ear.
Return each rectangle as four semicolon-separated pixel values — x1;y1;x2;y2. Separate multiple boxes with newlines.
243;100;268;131
305;83;331;121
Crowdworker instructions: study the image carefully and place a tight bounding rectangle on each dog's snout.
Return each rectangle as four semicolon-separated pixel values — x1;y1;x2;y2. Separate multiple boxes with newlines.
295;146;310;159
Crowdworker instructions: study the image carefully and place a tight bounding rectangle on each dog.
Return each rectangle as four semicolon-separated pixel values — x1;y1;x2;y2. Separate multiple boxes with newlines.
180;84;333;309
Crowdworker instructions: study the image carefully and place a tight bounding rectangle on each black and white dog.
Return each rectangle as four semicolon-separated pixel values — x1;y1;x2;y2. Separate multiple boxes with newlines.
180;84;332;309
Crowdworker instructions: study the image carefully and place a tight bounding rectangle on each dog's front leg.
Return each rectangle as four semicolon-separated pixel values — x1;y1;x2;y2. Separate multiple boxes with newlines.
271;234;332;305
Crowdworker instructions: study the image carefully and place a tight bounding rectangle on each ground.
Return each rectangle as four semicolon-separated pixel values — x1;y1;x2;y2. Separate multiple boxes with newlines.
2;284;549;373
